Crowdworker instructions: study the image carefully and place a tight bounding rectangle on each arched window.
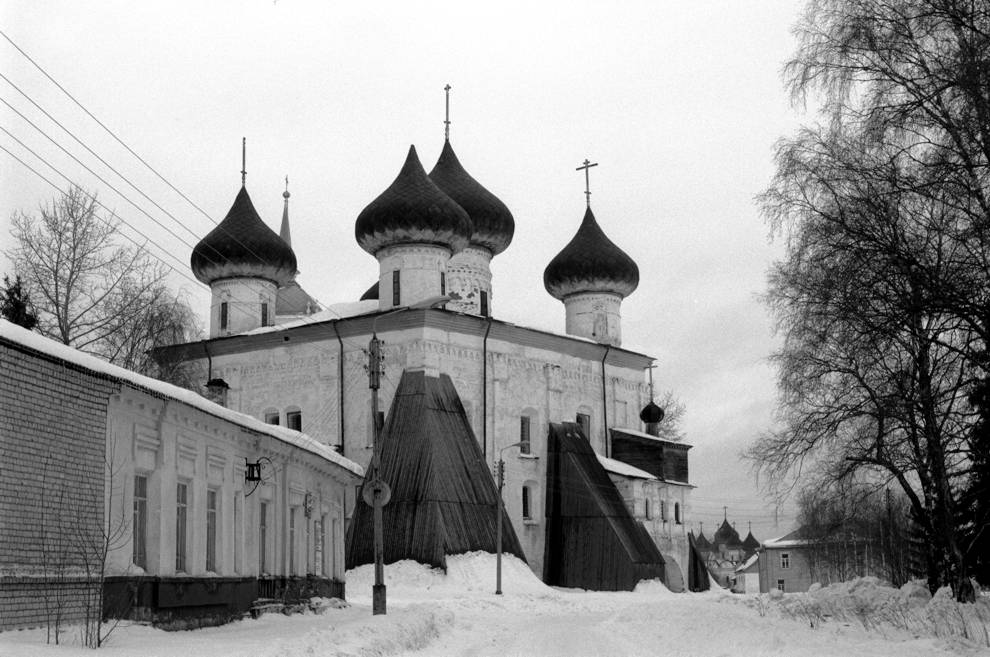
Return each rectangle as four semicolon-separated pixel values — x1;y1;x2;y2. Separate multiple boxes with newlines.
519;408;538;455
286;406;302;431
674;502;681;524
263;408;280;425
522;485;531;519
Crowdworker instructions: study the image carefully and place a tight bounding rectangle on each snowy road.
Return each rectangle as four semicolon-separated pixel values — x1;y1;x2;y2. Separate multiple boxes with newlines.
1;554;986;657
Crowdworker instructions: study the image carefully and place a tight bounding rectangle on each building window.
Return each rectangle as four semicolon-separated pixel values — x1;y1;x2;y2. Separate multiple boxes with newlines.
440;271;445;296
133;475;148;569
220;301;228;330
576;412;591;438
286;409;302;431
261;302;269;327
519;416;531;455
480;291;489;317
259;501;268;573
674;502;681;524
175;482;188;573
780;552;790;569
776;579;785;592
289;507;297;574
316;514;326;577
660;500;667;522
392;270;400;306
644;498;651;520
206;489;218;572
522;486;532;520
264;410;279;425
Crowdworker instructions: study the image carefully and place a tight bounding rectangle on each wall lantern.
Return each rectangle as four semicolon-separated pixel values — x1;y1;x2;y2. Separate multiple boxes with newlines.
245;460;262;482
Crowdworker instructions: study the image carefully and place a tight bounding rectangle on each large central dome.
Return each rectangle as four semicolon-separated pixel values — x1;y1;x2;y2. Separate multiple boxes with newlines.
355;146;472;256
191;186;297;286
429;140;514;255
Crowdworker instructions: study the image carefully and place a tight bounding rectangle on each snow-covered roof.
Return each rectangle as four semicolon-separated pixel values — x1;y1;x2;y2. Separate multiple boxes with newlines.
761;529;811;549
735;553;759;573
597;454;657;480
244;299;380;335
0;320;364;478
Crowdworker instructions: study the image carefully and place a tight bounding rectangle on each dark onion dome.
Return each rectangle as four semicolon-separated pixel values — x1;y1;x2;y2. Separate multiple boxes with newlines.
742;530;761;552
543;206;639;300
640;400;665;424
428;140;514;255
355;145;472;256
694;531;712;550
713;519;743;548
360;281;379;301
191;186;297;286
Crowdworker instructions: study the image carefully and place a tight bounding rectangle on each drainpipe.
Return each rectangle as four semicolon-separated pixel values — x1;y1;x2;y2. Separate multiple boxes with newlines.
482;316;494;460
601;344;611;457
332;320;345;457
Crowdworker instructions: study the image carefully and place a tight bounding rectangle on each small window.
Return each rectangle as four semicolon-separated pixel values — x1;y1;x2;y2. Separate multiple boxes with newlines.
259;501;268;574
286;410;302;431
264;411;279;425
440;271;445;295
289;507;297;574
519;416;531;455
220;302;229;330
776;579;785;592
674;502;681;524
644;498;651;520
660;500;666;522
175;482;188;573
480;290;489;317
522;486;532;520
206;489;218;572
780;552;790;569
133;475;148;569
392;270;400;307
576;412;591;438
261;302;269;327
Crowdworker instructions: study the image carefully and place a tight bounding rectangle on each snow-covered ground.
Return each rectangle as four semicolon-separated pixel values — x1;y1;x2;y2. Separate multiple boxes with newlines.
2;553;987;657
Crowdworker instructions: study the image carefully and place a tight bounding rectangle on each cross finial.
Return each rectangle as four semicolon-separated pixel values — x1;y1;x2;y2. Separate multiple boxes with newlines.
241;137;247;186
647;363;657;401
576;158;598;207
444;84;452;141
723;506;728;521
284;175;290;198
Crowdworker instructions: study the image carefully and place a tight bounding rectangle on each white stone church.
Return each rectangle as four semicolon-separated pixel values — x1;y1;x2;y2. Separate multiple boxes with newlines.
158;125;694;586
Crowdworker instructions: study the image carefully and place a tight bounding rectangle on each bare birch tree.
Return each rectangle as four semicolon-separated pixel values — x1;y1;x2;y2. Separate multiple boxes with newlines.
6;185;199;374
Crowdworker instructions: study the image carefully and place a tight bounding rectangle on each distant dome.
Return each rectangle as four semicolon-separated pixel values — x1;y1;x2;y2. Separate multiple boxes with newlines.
640;401;665;424
355;145;472;256
713;519;743;548
543;207;639;300
429;140;514;255
191;186;297;286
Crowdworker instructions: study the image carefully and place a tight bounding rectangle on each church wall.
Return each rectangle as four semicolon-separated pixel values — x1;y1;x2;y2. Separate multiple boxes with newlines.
179;319;654;580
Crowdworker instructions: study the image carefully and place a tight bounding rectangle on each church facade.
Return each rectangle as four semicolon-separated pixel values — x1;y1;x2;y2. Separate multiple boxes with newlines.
157;118;693;585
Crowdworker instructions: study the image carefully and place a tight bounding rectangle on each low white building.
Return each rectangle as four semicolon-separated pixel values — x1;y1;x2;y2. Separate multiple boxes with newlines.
0;320;363;631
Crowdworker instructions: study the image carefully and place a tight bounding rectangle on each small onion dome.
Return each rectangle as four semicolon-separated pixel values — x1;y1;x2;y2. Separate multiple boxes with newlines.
191;186;297;286
694;532;711;550
360;281;379;301
355;145;472;256
428;140;514;255
640;400;665;424
543;207;639;300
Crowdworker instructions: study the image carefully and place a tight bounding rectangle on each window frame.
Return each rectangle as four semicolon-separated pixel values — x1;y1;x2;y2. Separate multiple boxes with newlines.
206;488;218;573
776;579;785;592
220;301;228;331
175;481;189;573
392;270;400;307
259;501;268;574
261;301;269;327
521;485;532;520
780;552;790;569
576;412;591;438
133;474;148;569
519;415;531;455
286;409;302;431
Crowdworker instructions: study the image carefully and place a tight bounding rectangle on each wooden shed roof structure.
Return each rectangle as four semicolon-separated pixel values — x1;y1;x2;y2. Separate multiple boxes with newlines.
542;422;666;591
345;369;525;571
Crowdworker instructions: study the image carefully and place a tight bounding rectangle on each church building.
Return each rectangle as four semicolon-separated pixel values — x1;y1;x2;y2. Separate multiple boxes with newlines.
157;99;694;588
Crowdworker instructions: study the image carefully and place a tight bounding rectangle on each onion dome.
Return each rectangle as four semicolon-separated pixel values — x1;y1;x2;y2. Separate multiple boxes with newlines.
640;400;665;424
191;186;297;286
355;145;472;256
695;531;712;550
543;207;639;300
742;530;761;555
428;140;514;255
713;519;743;548
360;281;379;301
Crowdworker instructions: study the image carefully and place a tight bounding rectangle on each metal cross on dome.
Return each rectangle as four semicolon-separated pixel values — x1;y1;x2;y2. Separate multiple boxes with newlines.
444;84;452;140
576;158;598;207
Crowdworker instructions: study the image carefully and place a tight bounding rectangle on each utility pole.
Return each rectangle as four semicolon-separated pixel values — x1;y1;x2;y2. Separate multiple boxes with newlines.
367;333;388;615
495;441;526;595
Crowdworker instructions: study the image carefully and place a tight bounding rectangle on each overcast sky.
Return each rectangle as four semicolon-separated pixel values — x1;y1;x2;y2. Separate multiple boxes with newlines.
0;1;808;539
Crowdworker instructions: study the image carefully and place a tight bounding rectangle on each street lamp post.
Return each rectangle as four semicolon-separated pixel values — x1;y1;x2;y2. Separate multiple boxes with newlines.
495;441;526;595
365;294;451;615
